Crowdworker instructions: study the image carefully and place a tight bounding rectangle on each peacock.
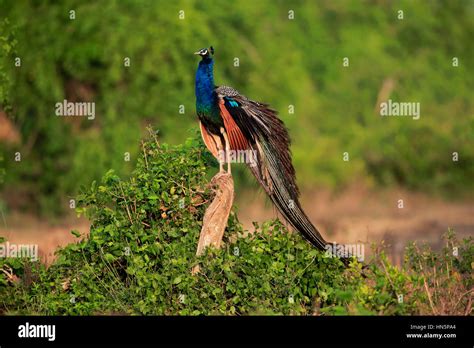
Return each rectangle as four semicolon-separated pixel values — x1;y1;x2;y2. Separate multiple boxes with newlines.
194;46;327;250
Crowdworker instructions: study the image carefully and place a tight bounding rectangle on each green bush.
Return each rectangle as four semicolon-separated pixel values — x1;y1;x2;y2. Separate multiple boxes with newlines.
1;131;472;315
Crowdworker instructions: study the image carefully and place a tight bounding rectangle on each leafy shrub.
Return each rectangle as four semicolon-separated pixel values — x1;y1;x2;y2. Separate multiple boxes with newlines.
0;131;472;315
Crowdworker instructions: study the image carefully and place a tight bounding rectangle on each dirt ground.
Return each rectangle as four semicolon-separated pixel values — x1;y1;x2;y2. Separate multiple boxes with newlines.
238;185;473;264
1;186;473;265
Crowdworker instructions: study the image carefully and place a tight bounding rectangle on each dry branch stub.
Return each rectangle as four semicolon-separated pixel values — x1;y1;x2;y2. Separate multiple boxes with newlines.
192;172;234;275
196;172;234;255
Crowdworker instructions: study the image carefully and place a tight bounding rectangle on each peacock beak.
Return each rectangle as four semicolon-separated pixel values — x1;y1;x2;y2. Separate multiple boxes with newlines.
194;51;201;55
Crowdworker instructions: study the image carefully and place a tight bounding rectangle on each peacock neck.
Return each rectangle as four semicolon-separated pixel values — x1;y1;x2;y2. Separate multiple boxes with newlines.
195;58;218;118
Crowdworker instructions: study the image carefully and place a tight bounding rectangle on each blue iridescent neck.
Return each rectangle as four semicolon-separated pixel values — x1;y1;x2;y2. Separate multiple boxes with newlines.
195;57;215;115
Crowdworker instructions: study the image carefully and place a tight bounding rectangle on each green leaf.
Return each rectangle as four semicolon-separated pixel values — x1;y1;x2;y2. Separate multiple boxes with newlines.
104;253;116;262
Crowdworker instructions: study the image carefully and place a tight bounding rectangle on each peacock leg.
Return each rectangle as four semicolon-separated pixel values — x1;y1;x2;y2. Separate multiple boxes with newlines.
220;127;231;174
215;140;225;173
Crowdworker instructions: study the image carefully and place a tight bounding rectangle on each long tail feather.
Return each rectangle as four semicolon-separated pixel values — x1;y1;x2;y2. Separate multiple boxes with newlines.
242;101;327;250
248;140;327;250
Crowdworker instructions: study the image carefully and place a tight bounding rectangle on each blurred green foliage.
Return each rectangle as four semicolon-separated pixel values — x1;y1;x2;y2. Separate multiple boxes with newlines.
0;1;473;215
0;134;472;315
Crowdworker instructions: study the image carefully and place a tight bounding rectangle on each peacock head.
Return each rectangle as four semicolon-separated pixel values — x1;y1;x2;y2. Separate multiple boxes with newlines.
194;46;214;59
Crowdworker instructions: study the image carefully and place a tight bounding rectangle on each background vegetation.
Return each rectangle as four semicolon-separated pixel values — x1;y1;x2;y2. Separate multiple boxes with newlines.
1;134;472;315
0;1;473;215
